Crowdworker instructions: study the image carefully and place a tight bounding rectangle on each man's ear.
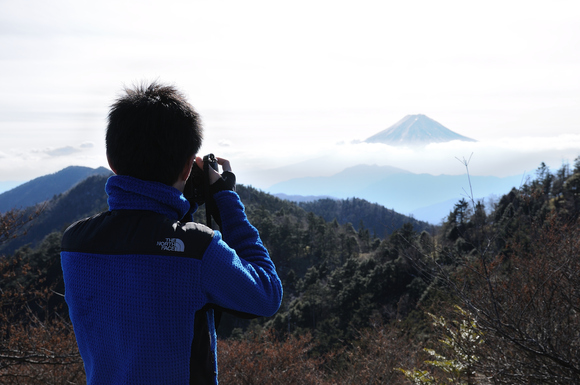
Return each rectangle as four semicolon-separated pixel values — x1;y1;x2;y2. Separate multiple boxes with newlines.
181;154;196;182
107;155;118;174
173;155;196;192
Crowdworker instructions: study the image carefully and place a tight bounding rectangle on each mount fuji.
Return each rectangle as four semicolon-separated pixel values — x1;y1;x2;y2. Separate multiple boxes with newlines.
365;114;476;146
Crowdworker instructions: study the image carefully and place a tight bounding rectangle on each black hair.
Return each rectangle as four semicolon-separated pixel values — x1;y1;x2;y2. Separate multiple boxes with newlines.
106;81;203;185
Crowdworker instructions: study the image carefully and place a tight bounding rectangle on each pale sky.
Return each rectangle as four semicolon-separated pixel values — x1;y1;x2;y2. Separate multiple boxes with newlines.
1;0;579;191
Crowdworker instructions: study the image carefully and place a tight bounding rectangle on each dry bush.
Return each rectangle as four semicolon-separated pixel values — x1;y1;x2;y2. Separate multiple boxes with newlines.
326;320;419;385
218;329;327;384
0;255;84;384
219;324;421;385
475;216;579;383
0;206;44;247
0;318;84;385
439;214;580;384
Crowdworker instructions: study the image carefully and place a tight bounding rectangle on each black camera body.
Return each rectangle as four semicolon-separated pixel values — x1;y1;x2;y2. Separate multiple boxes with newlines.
184;153;218;205
184;153;235;228
204;153;219;172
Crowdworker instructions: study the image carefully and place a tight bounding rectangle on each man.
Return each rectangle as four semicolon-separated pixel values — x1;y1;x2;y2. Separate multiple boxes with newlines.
61;81;283;384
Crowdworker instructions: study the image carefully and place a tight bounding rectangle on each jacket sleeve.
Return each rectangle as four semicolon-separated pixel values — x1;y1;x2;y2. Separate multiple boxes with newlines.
200;190;283;317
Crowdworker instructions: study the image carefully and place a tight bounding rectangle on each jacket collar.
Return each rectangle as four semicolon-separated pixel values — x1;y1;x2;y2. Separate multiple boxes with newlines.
105;175;194;221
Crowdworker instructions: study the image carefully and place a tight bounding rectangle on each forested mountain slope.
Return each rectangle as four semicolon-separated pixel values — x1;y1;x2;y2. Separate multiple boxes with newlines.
0;166;112;213
0;175;110;255
298;197;432;238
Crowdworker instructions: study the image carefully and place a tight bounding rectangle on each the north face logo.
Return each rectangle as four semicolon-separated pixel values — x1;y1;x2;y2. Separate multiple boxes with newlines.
157;238;185;252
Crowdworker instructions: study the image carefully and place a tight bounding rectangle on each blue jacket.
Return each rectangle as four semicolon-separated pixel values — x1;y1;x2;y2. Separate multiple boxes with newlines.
61;175;283;384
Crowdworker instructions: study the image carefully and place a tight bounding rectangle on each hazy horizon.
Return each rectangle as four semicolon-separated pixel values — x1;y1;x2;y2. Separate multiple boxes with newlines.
1;0;579;190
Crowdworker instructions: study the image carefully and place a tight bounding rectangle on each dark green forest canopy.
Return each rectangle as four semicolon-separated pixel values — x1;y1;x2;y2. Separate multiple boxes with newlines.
298;197;432;238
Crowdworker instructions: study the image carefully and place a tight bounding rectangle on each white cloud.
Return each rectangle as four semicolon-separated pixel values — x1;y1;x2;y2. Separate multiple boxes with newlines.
45;146;80;157
217;140;232;148
0;143;107;181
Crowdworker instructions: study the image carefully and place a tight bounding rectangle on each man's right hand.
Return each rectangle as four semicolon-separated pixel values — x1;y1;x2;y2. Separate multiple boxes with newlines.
194;156;236;229
195;156;233;186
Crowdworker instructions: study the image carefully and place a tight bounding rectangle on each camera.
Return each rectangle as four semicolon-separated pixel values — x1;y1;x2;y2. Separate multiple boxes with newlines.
203;153;219;172
184;153;218;205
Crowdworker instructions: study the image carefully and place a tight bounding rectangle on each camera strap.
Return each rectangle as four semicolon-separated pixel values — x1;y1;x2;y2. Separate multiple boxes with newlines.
202;160;213;228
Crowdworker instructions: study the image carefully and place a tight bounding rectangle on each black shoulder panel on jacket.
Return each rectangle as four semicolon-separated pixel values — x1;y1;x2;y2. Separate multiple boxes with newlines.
61;210;214;260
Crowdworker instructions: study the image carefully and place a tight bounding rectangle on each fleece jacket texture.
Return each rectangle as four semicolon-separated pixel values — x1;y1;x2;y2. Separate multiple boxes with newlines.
61;175;283;384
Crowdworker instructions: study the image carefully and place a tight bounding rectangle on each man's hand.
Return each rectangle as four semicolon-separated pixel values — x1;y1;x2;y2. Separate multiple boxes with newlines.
195;156;232;185
194;156;236;196
193;156;236;228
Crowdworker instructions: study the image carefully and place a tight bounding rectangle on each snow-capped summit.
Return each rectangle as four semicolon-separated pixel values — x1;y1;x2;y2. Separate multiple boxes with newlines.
365;114;476;146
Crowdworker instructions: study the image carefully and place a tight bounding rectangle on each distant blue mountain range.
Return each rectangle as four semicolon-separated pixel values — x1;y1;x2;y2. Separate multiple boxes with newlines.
268;164;526;224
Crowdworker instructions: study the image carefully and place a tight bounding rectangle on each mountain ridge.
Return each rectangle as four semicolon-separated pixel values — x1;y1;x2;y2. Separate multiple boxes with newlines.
0;166;112;213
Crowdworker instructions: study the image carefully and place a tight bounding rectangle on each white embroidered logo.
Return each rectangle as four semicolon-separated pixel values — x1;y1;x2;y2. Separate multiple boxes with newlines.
157;238;185;252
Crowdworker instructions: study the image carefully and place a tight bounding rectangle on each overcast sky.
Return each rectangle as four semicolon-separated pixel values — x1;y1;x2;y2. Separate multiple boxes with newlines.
1;0;579;191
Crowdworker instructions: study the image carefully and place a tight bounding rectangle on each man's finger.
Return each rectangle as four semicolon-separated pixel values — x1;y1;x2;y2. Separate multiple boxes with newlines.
216;157;232;173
